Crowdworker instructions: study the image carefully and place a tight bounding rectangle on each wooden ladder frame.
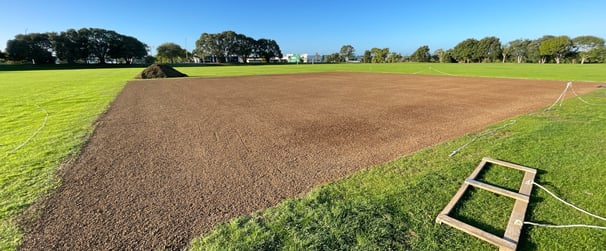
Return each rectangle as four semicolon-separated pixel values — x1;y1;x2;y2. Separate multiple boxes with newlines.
436;157;536;251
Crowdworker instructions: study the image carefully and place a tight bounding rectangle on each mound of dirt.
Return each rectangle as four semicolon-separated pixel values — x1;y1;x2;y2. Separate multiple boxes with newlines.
135;64;187;79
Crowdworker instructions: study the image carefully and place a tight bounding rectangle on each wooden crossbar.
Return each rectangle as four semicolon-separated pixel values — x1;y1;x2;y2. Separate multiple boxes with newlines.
436;158;536;251
465;179;530;202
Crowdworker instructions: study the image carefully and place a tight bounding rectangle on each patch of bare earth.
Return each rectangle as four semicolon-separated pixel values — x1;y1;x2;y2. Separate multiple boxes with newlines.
21;73;596;250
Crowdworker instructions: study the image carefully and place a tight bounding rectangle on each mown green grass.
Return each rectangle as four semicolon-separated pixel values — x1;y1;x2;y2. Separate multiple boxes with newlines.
0;68;141;249
1;63;605;250
191;89;606;250
177;63;606;82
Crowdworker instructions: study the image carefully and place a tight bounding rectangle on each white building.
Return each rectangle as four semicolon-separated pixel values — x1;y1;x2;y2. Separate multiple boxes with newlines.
283;53;308;63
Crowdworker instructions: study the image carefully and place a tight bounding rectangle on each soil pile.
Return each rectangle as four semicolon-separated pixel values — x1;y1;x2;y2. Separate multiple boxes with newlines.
135;64;187;79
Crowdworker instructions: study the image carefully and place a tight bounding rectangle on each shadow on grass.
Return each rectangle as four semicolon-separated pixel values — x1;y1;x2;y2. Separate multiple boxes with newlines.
449;187;508;238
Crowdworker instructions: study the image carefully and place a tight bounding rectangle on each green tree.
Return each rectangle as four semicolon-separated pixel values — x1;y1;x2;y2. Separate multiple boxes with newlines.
195;31;241;63
5;38;29;62
5;27;146;64
501;43;510;63
386;52;402;63
539;35;572;64
476;36;502;62
324;53;341;63
51;29;89;64
0;50;5;60
411;45;431;62
143;55;156;64
195;31;282;63
433;48;445;63
195;33;222;63
339;45;355;62
572;35;605;64
234;34;256;63
256;38;282;63
588;47;606;63
216;30;238;62
506;39;531;63
109;35;147;64
371;48;389;63
443;49;455;63
81;28;122;64
362;50;372;63
527;35;554;63
6;33;54;64
156;42;186;63
452;38;478;63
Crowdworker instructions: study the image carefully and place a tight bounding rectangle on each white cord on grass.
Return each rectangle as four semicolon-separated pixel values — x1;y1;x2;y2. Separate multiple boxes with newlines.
448;120;517;157
530;181;606;221
545;82;603;111
428;66;456;76
523;222;606;230
2;104;49;158
524;180;606;230
570;84;593;105
545;82;572;111
411;69;425;75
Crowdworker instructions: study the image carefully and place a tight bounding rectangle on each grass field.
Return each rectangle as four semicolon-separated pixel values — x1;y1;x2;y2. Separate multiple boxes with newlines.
1;63;606;250
177;63;606;82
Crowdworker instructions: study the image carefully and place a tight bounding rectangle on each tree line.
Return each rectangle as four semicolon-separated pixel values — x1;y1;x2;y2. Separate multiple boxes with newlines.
0;29;284;65
3;28;149;64
442;35;606;64
193;30;282;63
330;35;605;64
3;30;604;65
148;31;284;64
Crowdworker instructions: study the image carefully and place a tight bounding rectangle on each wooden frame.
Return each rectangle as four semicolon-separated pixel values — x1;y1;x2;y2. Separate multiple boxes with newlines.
436;157;536;251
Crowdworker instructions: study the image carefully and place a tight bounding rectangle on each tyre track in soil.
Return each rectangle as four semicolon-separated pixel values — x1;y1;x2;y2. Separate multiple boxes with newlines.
21;72;597;250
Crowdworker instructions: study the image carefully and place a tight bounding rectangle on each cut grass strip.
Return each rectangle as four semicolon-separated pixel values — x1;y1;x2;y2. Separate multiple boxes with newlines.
191;90;606;250
176;63;606;82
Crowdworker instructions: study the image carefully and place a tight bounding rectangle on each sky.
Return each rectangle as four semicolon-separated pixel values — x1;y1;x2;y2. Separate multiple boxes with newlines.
1;0;605;55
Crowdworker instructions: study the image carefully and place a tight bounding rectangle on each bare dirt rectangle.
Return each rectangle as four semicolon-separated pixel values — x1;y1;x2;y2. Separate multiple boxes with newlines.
22;72;597;250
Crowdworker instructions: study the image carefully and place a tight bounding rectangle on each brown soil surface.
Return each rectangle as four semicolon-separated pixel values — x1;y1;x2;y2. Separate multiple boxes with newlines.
21;72;596;250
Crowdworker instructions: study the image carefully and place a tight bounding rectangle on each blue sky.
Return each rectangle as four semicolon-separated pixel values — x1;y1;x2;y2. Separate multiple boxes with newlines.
1;0;605;55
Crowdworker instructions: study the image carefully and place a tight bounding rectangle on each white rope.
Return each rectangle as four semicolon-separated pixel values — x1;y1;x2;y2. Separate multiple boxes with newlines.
523;221;606;230
428;66;455;76
448;120;516;157
544;82;605;111
2;104;49;159
569;84;594;105
545;82;572;111
411;69;425;75
530;181;606;221
449;81;603;157
523;180;606;230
